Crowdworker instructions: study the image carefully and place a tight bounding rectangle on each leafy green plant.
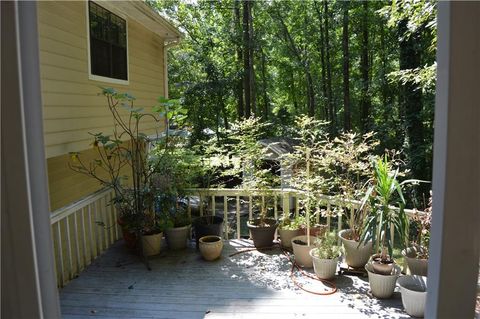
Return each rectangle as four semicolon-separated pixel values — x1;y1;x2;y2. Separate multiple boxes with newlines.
69;88;166;234
278;214;306;231
359;155;409;262
312;231;343;260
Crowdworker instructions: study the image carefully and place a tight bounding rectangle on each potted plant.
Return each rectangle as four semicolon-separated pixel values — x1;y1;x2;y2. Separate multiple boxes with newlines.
402;192;432;276
199;235;223;261
222;117;279;248
310;231;343;280
193;215;224;248
360;155;409;299
326;132;377;269
69;88;169;255
164;206;191;250
397;275;428;317
278;214;303;249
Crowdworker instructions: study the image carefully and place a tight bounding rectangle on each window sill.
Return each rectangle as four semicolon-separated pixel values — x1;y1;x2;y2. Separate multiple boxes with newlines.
88;74;129;86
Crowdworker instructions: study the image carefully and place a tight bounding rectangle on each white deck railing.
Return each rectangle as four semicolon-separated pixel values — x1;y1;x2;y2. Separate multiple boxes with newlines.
50;188;121;287
50;187;422;287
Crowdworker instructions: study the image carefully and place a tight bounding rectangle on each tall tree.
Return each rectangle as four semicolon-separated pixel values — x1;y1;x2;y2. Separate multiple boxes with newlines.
360;0;371;132
243;0;252;117
234;0;244;119
314;1;328;120
342;1;351;131
323;0;334;129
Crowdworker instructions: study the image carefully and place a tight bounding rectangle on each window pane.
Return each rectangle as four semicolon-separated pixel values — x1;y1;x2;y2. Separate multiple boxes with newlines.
88;1;127;81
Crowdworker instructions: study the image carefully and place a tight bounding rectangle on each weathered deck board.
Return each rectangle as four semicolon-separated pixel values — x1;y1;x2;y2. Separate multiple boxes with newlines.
60;239;409;318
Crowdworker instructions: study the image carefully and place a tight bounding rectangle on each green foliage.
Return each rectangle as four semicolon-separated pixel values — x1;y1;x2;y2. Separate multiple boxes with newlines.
312;231;343;260
360;155;409;261
278;214;306;231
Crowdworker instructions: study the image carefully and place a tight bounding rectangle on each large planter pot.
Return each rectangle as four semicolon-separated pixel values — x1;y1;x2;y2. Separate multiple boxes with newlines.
310;249;339;280
365;262;401;299
402;246;428;276
291;235;316;268
199;235;223;261
278;228;302;249
141;232;162;256
193;216;224;248
339;229;373;268
397;275;427;318
300;224;328;237
247;218;278;248
165;225;191;250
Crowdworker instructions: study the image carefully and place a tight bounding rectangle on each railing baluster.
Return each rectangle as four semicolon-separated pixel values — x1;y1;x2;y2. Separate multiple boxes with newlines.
295;196;300;217
56;222;65;287
80;207;88;267
73;211;81;273
64;217;73;281
283;191;290;215
274;195;278;220
200;194;204;216
316;199;321;224
187;197;191;221
107;192;114;245
236;196;241;240
337;208;343;246
326;202;331;231
102;196;109;249
223;196;228;240
248;195;253;220
211;195;215;216
95;199;102;254
88;203;96;260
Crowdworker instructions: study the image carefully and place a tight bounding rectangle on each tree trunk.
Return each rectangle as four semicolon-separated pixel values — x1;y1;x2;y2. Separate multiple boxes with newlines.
242;0;251;118
360;0;371;132
399;19;425;180
324;0;334;129
261;49;269;120
248;1;256;116
342;1;351;131
234;0;244;119
314;1;328;121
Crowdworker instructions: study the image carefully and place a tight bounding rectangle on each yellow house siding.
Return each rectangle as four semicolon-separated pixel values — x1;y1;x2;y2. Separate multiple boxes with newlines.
38;1;167;211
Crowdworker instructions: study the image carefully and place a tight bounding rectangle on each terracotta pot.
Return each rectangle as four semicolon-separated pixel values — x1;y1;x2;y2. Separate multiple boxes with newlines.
397;275;427;317
278;228;302;249
339;229;372;268
141;232;162;256
199;235;223;261
365;262;401;299
402;246;428;276
165;225;191;250
291;235;316;268
247;218;278;248
310;249;339;280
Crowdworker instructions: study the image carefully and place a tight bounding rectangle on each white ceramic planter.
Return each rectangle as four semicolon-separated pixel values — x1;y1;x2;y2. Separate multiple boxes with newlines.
310;249;339;280
199;235;223;261
278;228;302;248
339;229;373;268
402;246;428;276
165;225;191;250
141;232;162;256
365;262;401;299
291;235;316;268
397;275;427;317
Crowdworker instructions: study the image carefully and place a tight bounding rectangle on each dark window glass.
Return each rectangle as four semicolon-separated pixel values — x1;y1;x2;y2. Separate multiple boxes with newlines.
89;1;127;81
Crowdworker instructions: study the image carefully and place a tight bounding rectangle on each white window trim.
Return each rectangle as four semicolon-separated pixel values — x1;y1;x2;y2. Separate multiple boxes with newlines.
86;0;130;85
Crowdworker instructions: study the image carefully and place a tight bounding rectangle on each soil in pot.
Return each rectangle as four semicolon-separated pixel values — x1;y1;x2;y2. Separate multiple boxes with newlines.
193;216;224;248
199;235;223;261
291;235;316;268
246;218;278;248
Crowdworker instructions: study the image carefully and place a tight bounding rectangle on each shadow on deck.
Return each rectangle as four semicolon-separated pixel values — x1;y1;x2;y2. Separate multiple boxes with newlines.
60;239;409;319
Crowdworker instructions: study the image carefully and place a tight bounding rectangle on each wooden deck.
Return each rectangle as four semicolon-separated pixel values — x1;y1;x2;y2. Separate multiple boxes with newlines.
60;239;409;319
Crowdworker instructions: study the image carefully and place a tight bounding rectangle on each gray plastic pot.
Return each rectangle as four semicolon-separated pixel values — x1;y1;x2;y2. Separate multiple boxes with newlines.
339;229;373;268
397;275;427;317
365;262;401;299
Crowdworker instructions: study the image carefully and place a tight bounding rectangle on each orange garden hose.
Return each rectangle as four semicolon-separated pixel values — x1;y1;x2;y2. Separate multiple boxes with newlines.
229;244;337;295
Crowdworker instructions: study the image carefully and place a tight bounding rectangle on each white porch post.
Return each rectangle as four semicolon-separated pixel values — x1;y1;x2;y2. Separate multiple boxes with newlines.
427;2;480;318
1;1;61;318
